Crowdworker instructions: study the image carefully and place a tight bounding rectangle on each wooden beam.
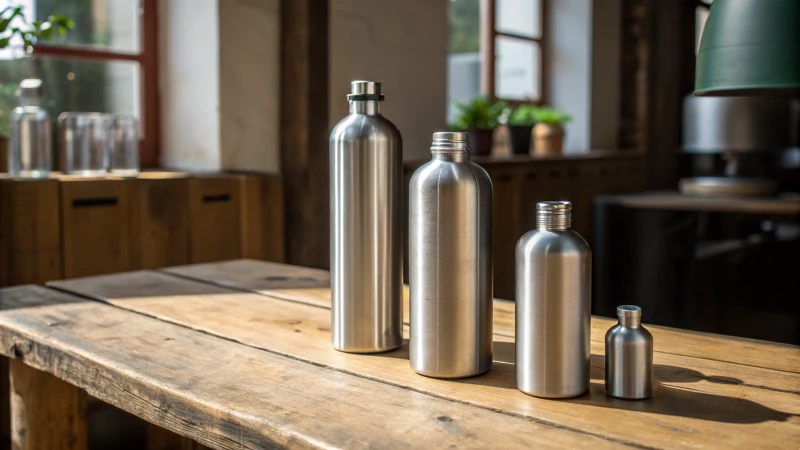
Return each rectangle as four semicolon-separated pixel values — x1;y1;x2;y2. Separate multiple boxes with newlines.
280;0;330;269
9;359;87;450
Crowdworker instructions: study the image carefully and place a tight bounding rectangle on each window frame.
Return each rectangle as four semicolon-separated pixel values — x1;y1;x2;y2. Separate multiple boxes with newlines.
32;0;160;167
480;0;546;106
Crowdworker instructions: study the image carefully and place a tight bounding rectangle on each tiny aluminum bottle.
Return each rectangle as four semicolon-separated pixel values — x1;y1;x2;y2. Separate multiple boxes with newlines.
409;131;493;378
516;201;591;398
605;305;653;400
330;81;403;353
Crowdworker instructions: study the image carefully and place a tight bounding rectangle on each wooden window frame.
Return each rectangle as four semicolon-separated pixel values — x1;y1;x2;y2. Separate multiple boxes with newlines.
480;0;546;107
32;0;160;167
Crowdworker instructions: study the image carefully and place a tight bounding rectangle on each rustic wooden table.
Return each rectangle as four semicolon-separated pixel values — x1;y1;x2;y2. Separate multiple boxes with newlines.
0;259;797;449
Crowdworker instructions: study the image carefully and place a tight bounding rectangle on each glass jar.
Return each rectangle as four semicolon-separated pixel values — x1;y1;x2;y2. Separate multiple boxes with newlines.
8;79;52;178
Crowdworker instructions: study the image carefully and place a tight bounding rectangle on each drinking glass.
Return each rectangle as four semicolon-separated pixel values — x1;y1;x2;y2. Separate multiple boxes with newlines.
110;115;140;177
58;112;113;177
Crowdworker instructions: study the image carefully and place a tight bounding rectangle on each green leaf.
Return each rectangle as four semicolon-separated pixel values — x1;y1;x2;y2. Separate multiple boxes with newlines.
0;37;10;49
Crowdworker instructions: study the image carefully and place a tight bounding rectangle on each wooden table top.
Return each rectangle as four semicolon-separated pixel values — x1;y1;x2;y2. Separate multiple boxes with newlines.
1;259;798;449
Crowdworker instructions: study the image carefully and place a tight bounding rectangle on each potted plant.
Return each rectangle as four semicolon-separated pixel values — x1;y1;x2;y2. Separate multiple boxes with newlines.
531;106;572;156
0;5;73;171
452;96;506;155
507;105;538;155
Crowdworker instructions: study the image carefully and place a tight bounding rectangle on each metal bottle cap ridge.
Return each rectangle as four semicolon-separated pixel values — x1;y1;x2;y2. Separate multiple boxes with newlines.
348;81;384;101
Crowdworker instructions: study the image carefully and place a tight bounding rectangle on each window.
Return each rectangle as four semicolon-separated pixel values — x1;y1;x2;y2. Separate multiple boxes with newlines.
0;0;159;166
447;0;544;122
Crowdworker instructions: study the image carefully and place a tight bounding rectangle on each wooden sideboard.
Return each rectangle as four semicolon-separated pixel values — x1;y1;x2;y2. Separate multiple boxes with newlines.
404;151;647;300
0;172;284;287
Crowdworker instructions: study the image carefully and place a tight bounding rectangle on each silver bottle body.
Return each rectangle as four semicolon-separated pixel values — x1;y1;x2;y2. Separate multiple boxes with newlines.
516;207;591;398
605;307;653;399
330;91;403;353
409;133;493;378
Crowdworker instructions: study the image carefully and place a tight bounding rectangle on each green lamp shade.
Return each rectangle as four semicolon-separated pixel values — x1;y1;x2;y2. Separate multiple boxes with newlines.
695;0;800;96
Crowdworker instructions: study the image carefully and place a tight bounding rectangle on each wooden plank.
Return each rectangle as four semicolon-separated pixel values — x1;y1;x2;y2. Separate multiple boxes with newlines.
611;192;800;215
52;271;800;449
59;178;135;278
260;174;286;262
0;286;612;449
187;175;242;263
164;260;800;374
280;0;329;269
9;359;87;450
133;173;190;269
0;178;62;287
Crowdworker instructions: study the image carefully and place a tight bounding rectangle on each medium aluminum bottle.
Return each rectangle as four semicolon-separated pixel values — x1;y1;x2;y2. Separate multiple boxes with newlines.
330;81;403;353
516;201;591;398
409;131;493;378
605;305;653;400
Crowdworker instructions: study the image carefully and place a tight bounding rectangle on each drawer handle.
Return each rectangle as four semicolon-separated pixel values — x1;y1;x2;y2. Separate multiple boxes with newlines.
72;197;118;208
203;194;231;203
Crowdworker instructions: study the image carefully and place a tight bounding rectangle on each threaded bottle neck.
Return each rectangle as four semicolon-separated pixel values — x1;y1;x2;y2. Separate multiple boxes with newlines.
617;305;642;327
430;131;470;155
536;201;572;231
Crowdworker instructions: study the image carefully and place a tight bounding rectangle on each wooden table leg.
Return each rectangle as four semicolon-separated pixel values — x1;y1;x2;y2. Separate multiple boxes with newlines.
9;359;87;450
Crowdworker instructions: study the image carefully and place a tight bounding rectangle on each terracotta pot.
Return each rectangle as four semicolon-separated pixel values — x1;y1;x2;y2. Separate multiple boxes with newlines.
0;135;7;172
533;123;564;156
508;125;533;155
468;128;494;156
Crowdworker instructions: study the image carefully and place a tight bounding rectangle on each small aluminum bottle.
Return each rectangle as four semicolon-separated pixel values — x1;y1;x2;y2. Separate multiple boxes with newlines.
516;201;591;398
409;131;493;378
330;81;403;353
605;305;653;400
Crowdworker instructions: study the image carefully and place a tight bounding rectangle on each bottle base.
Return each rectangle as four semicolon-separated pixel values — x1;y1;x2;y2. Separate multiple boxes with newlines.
332;343;403;354
517;386;590;399
412;365;492;380
605;390;651;400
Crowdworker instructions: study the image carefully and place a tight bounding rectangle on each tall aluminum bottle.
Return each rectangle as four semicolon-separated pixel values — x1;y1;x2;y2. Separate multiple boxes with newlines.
409;132;493;378
516;201;591;398
330;81;403;353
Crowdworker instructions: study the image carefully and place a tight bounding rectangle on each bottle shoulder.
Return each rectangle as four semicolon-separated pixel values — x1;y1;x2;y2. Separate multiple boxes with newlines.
330;113;401;142
517;229;591;255
605;324;653;344
410;159;493;190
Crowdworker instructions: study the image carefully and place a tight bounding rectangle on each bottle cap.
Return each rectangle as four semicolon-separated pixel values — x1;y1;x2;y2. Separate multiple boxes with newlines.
537;201;572;212
348;81;384;101
617;305;642;318
17;78;43;98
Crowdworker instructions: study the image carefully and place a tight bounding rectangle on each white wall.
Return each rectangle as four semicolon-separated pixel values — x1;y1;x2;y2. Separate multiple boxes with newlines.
219;0;281;174
160;0;280;173
329;0;449;161
159;0;221;170
545;0;620;152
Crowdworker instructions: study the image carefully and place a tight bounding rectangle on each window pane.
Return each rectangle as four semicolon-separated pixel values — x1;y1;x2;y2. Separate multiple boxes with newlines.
496;0;541;39
0;0;141;53
0;56;140;136
448;0;482;123
495;36;540;101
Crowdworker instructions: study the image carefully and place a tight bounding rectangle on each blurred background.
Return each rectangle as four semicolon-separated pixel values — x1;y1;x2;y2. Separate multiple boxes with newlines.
0;0;798;342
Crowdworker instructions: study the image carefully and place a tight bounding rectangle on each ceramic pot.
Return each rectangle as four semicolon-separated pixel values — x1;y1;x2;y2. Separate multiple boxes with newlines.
468;128;494;156
533;123;564;156
508;125;533;155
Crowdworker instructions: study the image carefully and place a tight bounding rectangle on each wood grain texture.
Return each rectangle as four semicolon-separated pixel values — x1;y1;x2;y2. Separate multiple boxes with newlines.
60;178;135;278
188;175;243;263
51;268;800;449
0;179;62;287
0;286;611;450
164;260;800;375
238;175;266;260
132;175;190;269
10;359;87;450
